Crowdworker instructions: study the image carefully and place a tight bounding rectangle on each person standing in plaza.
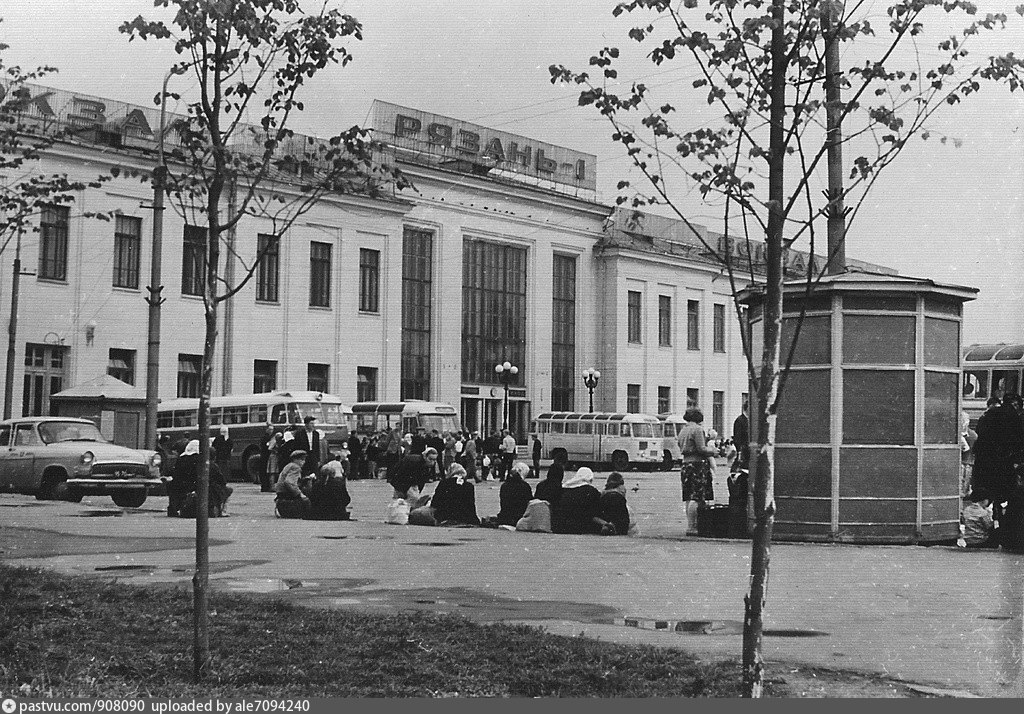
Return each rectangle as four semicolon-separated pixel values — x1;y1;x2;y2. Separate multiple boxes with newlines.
500;428;517;481
212;425;233;482
462;432;478;482
676;408;718;536
286;416;323;477
732;403;750;472
347;431;364;480
531;433;542;479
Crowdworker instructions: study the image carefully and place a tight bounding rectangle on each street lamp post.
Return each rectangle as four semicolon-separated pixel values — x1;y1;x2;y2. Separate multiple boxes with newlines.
144;66;187;451
494;361;519;431
582;367;601;413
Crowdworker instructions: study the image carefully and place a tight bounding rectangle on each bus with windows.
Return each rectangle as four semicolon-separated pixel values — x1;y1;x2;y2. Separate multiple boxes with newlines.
350;400;461;436
657;414;690;465
532;412;663;472
962;343;1024;427
157;391;352;480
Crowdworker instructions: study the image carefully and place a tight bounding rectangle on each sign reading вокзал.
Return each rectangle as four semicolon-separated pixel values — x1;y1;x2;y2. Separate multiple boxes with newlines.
370;100;597;192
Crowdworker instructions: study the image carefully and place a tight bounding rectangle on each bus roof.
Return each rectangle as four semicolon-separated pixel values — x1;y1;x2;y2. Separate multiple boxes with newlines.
964;343;1024;362
535;412;659;422
350;401;457;414
158;391;350;412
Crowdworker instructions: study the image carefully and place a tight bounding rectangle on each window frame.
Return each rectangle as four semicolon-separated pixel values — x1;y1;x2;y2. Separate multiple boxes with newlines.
687;299;700;351
39;205;70;282
627;290;642;344
309;241;332;308
713;303;726;353
359;247;380;313
253;359;278;393
256;233;280;303
107;348;136;386
112;215;142;289
658;295;672;347
176;353;202;398
181;225;206;297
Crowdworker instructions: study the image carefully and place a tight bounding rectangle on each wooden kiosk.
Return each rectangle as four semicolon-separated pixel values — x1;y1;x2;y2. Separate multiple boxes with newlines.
739;271;976;544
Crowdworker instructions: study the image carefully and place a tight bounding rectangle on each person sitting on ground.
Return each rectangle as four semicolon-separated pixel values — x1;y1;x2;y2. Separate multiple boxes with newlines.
534;450;566;505
167;439;200;517
552;466;614;535
207;453;233;517
308;453;352;521
962;490;997;548
275;449;311;518
487;460;533;527
430;462;480;526
387;447;438;500
599;472;630;536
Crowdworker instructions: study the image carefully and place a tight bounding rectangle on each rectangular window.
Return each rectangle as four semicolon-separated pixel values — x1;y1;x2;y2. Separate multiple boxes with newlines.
181;225;205;296
253;359;278;393
22;344;66;416
687;388;700;410
713;390;725;435
627;290;642;343
39;205;70;281
112;215;141;289
307;363;329;393
657;386;671;415
713;303;726;353
107;348;136;386
177;353;202;398
658;295;671;347
402;227;433;400
626;384;641;413
357;366;378;402
359;248;380;313
309;241;332;307
256;234;280;303
551;254;576;411
687;299;700;350
460;238;528;387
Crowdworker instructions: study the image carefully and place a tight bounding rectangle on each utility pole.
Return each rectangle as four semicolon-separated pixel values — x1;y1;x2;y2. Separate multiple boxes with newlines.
3;222;24;419
823;0;847;274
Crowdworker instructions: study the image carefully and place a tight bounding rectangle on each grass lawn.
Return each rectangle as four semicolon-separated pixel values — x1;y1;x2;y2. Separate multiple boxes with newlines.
1;563;776;698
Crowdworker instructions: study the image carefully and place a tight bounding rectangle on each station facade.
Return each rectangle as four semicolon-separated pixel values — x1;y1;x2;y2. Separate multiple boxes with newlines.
0;86;886;439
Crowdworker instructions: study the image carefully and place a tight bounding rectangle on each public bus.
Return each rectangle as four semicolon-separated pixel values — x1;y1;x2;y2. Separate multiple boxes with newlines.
349;400;461;436
657;414;689;465
962;343;1024;427
531;412;664;472
156;391;352;479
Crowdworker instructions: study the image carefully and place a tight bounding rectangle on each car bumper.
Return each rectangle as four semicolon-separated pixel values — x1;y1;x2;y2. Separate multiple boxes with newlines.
66;478;162;491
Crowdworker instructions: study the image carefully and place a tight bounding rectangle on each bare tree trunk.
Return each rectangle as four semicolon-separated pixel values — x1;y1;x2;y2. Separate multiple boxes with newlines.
193;289;217;682
742;0;786;698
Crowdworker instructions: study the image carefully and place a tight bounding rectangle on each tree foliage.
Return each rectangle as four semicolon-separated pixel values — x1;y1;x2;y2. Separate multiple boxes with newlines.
551;0;1023;697
117;0;407;681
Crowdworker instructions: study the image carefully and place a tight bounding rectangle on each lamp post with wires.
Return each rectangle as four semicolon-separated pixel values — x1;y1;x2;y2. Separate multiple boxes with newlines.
494;361;518;431
143;65;188;451
582;367;601;413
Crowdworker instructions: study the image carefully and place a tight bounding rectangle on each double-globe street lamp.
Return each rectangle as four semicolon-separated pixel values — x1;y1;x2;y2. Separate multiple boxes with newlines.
494;361;519;431
582;367;601;413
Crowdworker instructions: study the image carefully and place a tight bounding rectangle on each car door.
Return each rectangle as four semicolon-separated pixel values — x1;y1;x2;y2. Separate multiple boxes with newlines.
0;424;13;491
9;422;41;493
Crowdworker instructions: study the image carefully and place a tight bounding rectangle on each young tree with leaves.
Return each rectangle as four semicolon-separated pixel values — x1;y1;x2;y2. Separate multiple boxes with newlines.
551;0;1023;696
120;0;406;680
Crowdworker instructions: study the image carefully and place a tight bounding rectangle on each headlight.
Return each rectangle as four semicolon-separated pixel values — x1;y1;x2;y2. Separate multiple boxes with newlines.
151;453;162;467
80;451;95;465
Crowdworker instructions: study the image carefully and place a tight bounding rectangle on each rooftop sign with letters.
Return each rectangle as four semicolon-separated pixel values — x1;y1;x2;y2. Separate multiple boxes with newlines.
370;100;597;192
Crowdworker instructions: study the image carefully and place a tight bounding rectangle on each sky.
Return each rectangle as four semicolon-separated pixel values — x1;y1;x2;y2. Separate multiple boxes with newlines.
2;0;1022;345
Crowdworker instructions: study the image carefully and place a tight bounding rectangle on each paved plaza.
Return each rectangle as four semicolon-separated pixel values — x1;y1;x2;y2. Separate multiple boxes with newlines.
2;468;1022;698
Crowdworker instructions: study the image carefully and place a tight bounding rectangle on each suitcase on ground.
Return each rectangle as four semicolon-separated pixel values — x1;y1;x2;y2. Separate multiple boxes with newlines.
697;503;730;538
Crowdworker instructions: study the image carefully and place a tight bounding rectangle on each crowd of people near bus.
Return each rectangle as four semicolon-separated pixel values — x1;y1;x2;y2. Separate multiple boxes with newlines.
958;392;1024;551
157;406;746;538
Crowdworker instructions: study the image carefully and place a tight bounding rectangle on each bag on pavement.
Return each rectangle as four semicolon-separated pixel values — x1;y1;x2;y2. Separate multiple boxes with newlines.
385;497;410;525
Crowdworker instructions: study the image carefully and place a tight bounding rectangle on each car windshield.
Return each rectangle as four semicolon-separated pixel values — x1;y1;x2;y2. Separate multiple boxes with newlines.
292;402;347;426
38;421;107;444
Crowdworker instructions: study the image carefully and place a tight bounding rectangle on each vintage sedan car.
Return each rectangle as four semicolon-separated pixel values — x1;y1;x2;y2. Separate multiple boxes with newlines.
0;417;162;507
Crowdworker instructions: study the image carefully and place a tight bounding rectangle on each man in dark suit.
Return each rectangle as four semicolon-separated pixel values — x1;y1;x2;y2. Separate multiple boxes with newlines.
286;416;322;477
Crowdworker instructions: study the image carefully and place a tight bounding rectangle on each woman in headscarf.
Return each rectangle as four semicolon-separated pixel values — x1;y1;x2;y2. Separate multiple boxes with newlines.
552;466;614;535
167;439;200;517
308;452;352;520
431;462;480;526
534;449;566;504
599;472;630;536
495;461;533;526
